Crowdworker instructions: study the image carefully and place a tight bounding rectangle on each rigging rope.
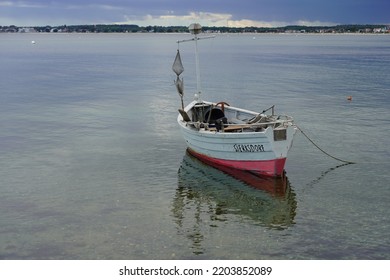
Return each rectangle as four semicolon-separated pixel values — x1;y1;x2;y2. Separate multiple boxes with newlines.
296;125;355;164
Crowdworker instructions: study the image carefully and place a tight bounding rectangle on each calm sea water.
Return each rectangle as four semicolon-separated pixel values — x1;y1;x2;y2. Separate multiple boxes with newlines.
0;33;389;259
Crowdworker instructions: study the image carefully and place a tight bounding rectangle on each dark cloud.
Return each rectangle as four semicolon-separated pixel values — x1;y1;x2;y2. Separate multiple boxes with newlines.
0;0;388;26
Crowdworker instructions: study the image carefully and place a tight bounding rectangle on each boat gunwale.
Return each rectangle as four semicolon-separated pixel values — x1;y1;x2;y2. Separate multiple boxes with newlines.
177;100;295;135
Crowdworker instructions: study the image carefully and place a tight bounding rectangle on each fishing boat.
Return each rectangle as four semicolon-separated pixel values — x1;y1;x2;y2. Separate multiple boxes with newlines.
173;24;297;177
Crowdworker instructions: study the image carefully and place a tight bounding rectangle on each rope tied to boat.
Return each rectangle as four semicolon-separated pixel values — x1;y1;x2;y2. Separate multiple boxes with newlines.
296;125;355;164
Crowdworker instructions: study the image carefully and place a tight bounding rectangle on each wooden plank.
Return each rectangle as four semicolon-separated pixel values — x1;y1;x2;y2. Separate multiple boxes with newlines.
223;125;251;131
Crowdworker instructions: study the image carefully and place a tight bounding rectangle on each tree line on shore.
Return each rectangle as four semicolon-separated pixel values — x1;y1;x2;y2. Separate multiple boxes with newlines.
1;24;389;34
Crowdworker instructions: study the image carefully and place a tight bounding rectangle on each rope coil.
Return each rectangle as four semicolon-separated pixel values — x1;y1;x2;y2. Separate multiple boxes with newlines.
296;125;355;164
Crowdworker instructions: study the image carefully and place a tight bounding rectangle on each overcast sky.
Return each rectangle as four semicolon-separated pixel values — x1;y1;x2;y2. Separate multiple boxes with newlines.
1;0;389;27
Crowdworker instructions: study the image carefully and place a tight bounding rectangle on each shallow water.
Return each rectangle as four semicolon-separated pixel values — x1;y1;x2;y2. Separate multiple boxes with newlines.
0;33;389;259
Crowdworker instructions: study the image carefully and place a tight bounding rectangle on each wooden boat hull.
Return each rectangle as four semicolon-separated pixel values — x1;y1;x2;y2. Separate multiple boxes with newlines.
178;102;296;177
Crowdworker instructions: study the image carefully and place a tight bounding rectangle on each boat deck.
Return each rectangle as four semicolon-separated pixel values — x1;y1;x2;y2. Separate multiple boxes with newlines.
179;101;293;134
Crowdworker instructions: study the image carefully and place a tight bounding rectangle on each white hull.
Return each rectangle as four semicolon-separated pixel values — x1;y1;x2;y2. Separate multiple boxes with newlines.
177;100;296;177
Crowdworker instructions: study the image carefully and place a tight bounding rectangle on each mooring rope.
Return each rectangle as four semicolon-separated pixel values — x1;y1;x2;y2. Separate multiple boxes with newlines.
296;125;355;164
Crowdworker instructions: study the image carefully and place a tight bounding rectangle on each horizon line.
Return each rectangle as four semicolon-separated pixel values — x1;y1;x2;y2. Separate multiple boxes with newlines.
4;23;389;29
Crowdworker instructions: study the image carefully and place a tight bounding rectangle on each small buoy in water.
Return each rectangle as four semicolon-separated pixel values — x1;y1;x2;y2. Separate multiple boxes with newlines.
31;40;36;44
347;96;352;101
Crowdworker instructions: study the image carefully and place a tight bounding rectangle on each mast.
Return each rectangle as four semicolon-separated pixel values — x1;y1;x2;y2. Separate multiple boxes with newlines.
176;23;214;102
189;23;202;102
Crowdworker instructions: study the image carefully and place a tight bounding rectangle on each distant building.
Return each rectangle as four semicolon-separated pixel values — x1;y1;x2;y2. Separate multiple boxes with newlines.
18;27;37;33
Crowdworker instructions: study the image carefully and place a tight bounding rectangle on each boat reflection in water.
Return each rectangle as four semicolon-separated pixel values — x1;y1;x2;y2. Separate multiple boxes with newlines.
172;151;297;255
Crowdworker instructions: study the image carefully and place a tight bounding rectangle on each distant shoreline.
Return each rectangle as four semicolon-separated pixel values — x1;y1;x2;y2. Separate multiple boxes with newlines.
2;32;389;37
1;24;389;34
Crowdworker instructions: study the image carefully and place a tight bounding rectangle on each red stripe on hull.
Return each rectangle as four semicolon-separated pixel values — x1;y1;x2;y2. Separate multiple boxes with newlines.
187;149;286;177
